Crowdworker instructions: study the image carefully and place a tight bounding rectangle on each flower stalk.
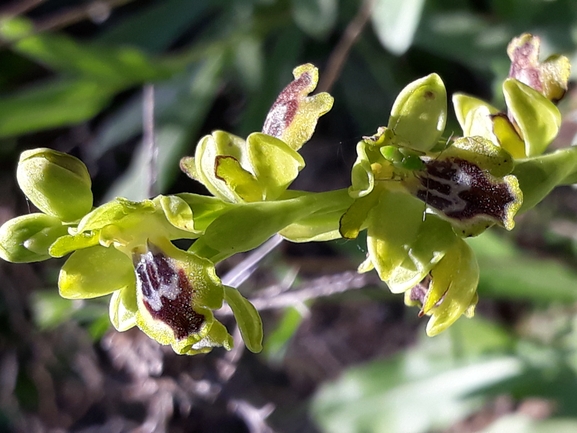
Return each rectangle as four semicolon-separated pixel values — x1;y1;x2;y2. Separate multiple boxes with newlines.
0;33;575;352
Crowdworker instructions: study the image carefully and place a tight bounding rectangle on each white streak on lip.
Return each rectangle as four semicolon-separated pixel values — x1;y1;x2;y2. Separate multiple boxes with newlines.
136;251;180;312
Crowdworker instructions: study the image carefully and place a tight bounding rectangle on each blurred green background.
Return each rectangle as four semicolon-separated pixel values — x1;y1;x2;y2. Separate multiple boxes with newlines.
2;0;577;432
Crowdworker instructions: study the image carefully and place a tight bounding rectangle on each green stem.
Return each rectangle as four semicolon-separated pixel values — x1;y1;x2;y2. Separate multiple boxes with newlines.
189;188;353;262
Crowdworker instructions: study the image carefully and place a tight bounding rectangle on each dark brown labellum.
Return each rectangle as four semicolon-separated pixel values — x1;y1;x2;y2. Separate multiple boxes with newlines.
415;157;516;226
135;248;204;340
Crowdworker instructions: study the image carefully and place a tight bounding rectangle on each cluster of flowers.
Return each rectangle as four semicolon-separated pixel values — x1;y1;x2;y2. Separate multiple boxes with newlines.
0;34;574;354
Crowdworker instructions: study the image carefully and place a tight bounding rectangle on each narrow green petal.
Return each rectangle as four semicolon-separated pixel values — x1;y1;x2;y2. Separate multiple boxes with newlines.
157;195;198;233
348;141;381;198
452;93;499;136
339;192;380;239
49;231;100;258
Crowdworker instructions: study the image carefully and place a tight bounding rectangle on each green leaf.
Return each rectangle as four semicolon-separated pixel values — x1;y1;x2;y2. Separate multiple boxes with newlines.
224;285;263;353
97;0;211;52
372;0;426;55
414;11;510;72
469;232;577;303
312;322;521;433
30;291;76;330
291;0;337;39
0;79;114;138
480;415;577;433
264;307;304;362
1;17;174;86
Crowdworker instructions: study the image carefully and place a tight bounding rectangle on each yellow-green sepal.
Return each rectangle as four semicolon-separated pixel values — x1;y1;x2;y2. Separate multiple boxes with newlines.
366;188;426;293
58;245;135;299
388;73;447;152
503;78;561;157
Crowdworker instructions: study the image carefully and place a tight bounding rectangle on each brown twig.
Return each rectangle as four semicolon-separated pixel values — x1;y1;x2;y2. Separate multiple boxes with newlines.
219;270;381;316
0;0;46;17
317;0;375;93
34;0;135;33
143;84;158;197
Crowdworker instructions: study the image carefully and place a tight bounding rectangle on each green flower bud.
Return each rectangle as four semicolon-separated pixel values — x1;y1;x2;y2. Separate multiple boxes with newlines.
0;213;67;262
17;148;93;222
388;73;447;152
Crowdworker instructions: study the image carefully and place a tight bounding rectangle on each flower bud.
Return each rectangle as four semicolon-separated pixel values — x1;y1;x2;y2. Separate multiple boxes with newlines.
17;148;93;221
0;213;67;262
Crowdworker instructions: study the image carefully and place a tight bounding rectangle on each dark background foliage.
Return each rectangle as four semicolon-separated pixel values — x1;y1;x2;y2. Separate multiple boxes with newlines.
2;0;577;432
